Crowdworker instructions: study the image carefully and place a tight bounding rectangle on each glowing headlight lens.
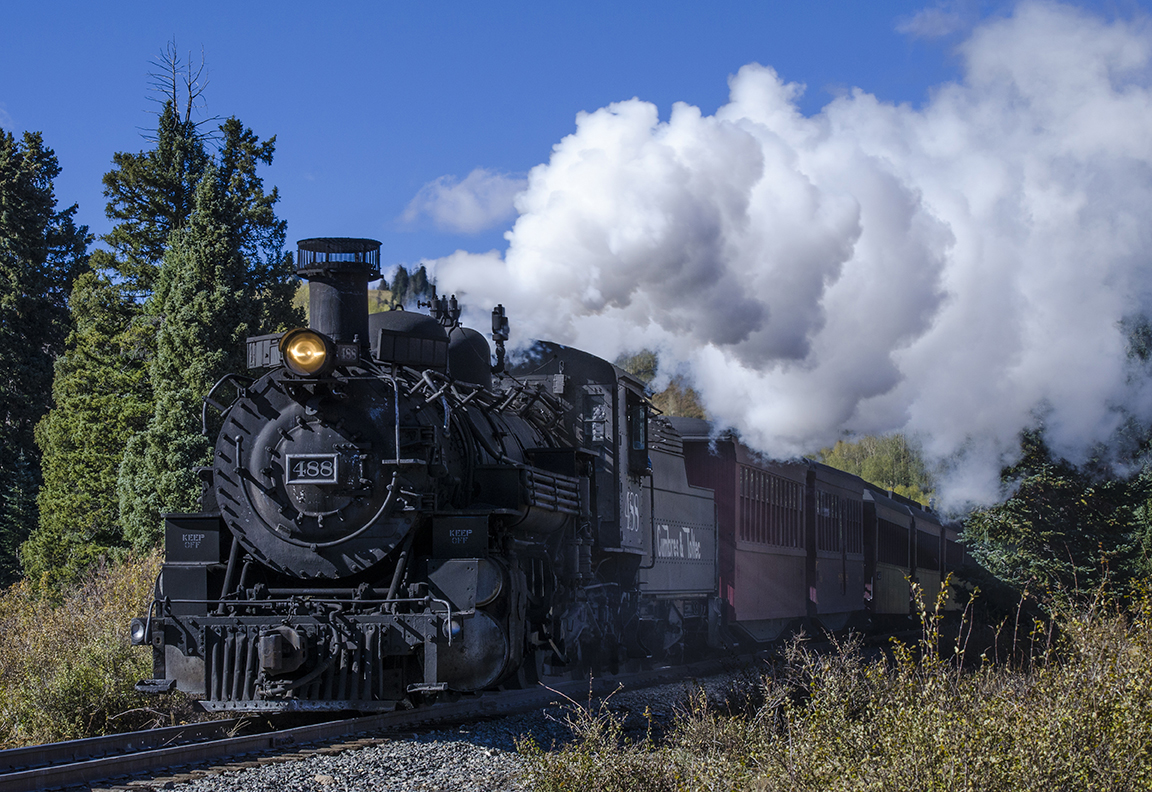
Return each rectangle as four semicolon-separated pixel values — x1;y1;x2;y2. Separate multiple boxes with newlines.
286;335;327;372
280;329;335;376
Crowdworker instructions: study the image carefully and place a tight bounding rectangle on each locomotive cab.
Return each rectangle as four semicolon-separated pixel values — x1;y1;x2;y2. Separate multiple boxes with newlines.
505;343;720;666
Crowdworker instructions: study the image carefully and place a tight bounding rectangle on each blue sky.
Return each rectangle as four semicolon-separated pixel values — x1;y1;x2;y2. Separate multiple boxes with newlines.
7;1;1152;503
0;0;1104;267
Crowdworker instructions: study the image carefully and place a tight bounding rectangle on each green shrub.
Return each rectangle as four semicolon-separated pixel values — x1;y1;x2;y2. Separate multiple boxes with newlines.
0;552;191;747
522;583;1152;791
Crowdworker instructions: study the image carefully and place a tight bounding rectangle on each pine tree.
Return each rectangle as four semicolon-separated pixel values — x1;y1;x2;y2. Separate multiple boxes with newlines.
22;267;151;585
409;265;431;305
119;139;301;548
103;101;209;295
26;88;209;581
386;264;436;308
0;129;89;581
215;117;298;335
0;453;40;586
117;174;225;546
30;44;300;577
390;266;410;307
964;430;1144;594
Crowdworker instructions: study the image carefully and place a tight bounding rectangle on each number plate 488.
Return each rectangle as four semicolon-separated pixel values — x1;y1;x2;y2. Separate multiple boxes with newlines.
285;454;339;484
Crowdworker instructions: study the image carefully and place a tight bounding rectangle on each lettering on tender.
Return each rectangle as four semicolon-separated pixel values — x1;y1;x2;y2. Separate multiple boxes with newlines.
656;524;702;560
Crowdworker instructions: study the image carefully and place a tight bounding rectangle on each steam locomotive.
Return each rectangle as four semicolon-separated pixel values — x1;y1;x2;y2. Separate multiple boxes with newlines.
131;237;963;712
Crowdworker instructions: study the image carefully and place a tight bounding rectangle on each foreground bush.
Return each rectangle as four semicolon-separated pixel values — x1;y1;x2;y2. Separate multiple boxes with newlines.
522;588;1152;791
0;552;187;747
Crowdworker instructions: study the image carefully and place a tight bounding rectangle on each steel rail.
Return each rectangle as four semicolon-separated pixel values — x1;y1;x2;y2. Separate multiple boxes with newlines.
0;654;753;792
0;715;356;792
0;719;247;774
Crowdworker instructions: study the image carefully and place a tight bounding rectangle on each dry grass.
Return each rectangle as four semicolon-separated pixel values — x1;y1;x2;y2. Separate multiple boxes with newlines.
521;581;1152;791
0;552;194;747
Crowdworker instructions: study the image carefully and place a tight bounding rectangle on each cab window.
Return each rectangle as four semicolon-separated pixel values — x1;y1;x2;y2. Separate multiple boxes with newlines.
626;397;650;474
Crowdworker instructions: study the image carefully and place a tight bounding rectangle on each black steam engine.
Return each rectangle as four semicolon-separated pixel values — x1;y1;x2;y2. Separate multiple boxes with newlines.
132;237;717;712
133;237;968;713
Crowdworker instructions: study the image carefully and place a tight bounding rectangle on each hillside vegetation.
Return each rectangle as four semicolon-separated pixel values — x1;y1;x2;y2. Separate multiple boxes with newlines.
817;434;934;507
0;553;191;746
523;585;1152;791
616;350;707;419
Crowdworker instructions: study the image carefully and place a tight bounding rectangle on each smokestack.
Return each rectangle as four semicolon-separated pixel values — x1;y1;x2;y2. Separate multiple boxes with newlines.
296;238;381;348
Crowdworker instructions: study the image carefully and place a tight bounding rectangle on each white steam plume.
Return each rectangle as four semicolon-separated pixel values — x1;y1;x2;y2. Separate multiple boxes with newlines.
434;2;1152;506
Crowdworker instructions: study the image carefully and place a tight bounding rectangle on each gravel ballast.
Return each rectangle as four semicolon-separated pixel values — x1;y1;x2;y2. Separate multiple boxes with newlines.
98;668;756;792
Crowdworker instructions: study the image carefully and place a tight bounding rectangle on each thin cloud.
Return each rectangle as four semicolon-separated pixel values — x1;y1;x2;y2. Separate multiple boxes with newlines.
897;2;974;39
402;168;526;234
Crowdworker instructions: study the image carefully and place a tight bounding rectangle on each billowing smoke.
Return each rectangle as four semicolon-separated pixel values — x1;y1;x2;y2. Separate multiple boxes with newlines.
432;2;1152;506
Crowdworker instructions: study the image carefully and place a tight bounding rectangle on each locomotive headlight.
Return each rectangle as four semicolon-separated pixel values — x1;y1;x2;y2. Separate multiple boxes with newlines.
129;618;147;646
280;329;336;376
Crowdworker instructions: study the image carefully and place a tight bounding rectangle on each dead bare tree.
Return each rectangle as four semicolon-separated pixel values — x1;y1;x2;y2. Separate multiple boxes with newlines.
142;40;219;140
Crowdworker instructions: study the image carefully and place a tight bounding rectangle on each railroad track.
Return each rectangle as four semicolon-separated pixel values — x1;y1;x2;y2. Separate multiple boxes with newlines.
0;654;754;792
